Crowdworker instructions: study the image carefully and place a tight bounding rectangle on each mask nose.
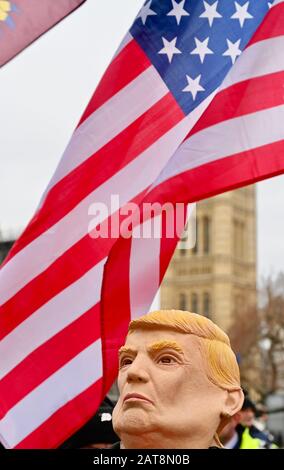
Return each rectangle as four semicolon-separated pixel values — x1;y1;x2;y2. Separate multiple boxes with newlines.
126;355;150;383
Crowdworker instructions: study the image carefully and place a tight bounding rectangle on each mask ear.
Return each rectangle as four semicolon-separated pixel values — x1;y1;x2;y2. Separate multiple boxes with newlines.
217;390;244;437
221;389;244;419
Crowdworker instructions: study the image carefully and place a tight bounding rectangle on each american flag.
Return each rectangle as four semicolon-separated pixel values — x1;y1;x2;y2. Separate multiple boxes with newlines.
0;0;86;67
0;0;281;448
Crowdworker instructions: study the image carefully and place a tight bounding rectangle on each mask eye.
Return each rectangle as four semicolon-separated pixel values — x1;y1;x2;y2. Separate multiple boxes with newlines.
157;355;178;365
119;357;133;368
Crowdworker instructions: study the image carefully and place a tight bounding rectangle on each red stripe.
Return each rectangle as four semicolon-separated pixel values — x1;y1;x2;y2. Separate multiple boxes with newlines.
185;71;284;139
0;304;100;419
78;39;151;127
0;190;148;340
144;139;284;206
249;3;284;46
6;93;183;262
15;378;103;449
101;236;132;396
179;140;284;202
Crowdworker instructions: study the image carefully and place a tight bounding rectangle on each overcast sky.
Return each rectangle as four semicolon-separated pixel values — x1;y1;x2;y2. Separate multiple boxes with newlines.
0;0;283;282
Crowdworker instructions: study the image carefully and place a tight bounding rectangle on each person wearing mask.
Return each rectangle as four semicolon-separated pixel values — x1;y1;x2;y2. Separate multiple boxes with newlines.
112;309;244;449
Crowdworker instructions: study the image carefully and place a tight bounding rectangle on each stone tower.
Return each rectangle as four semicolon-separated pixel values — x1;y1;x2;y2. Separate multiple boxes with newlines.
160;186;257;332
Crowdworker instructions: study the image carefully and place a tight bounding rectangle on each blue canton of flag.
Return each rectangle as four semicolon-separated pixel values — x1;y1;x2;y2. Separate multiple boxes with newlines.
131;0;273;114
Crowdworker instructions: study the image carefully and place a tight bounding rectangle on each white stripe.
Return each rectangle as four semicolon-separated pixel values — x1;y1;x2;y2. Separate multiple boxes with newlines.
271;0;284;7
130;216;161;319
0;340;102;448
154;105;284;186
45;66;168;193
1;92;217;305
0;259;105;380
220;37;284;91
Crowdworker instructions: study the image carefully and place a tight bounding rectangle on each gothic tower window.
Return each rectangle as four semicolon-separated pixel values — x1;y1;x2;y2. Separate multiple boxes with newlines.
191;293;198;313
192;218;199;254
179;293;187;310
203;216;210;254
203;292;210;317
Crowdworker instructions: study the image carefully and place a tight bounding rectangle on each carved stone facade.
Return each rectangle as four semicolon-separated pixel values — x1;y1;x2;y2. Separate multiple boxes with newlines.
160;186;256;332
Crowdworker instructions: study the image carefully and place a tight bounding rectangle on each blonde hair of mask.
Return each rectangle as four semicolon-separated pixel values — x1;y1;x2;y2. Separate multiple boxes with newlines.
128;310;241;392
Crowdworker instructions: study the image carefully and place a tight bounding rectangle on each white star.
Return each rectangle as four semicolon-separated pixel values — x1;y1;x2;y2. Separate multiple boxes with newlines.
158;37;182;63
223;38;242;64
231;1;253;28
167;0;190;25
268;2;273;8
137;0;157;25
199;1;222;27
190;37;214;63
182;74;205;100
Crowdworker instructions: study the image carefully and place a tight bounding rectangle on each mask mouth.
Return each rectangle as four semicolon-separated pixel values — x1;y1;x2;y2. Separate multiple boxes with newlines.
123;393;153;404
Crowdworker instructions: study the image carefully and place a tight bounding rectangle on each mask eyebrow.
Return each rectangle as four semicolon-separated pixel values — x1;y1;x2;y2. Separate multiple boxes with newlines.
147;340;184;355
118;346;137;357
